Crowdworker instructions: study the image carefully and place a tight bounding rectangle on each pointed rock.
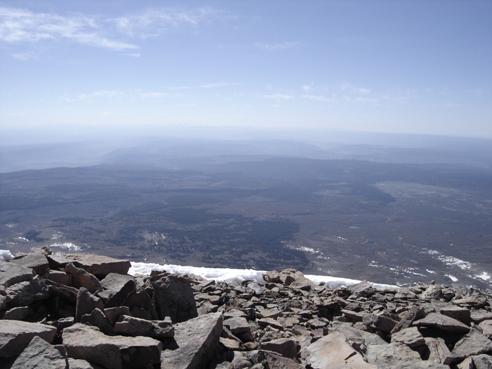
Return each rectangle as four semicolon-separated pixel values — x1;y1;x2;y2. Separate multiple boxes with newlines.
75;287;104;322
391;327;425;349
152;274;197;323
62;323;162;369
452;329;492;360
0;320;57;358
160;312;223;369
413;312;470;334
65;263;101;294
11;336;68;369
0;260;34;288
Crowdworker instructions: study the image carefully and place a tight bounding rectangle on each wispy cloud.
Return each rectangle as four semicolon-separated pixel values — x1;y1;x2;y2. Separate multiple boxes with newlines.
0;5;227;51
253;41;300;51
261;93;294;101
302;94;331;102
340;82;371;95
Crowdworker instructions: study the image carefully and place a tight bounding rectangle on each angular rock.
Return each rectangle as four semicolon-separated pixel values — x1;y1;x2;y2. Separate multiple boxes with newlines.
260;338;297;359
67;358;104;369
75;287;104;322
392;306;426;333
114;315;174;339
5;276;49;307
363;312;398;333
11;336;68;369
42;270;72;286
257;350;304;369
45;279;78;304
0;260;34;288
457;357;474;369
81;308;114;336
104;306;131;326
54;254;131;278
392;326;425;349
98;273;135;306
452;329;492;360
425;337;453;365
160;312;223;369
350;281;376;297
439;305;471;325
472;354;492;369
152;274;197;323
224;317;253;342
329;322;387;346
413;312;470;334
305;331;377;369
0;320;57;358
366;342;449;369
62;323;162;369
480;320;492;338
11;254;50;276
65;263;102;294
1;306;29;320
124;289;158;320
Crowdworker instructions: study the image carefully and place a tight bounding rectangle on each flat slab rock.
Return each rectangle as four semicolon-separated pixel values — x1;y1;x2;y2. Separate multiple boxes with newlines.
0;320;57;358
50;254;131;277
11;336;68;369
62;323;162;369
160;312;223;369
366;343;450;369
413;312;470;334
0;260;34;288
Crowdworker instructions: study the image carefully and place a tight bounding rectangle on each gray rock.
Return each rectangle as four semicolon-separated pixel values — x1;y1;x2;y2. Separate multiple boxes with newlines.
98;273;136;307
114;315;174;339
5;276;49;307
479;320;492;338
45;279;78;304
75;287;104;322
62;323;162;369
81;308;114;336
413;312;470;334
41;270;72;286
67;358;104;369
1;306;29;320
366;342;449;369
439;306;471;325
104;306;131;325
329;322;387;346
452;329;492;360
260;338;297;359
224;317;253;342
363;312;398;333
152;274;197;323
0;260;34;288
11;336;68;369
160;312;222;369
457;357;474;369
65;263;102;294
391;306;426;333
257;350;304;369
124;289;158;320
0;320;57;358
305;331;377;369
391;326;425;348
425;337;453;365
472;354;492;369
11;254;50;276
54;254;131;278
350;281;376;297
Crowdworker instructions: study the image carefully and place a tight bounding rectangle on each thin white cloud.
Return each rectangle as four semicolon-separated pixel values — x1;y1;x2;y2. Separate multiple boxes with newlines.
0;6;137;50
302;94;331;102
253;41;300;51
340;82;371;95
0;5;227;51
262;93;294;100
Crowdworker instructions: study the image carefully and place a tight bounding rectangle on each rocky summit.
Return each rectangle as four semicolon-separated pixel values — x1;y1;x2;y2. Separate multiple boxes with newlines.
0;250;491;369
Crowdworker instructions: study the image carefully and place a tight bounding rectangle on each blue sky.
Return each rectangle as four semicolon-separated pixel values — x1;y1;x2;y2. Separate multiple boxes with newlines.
1;0;491;137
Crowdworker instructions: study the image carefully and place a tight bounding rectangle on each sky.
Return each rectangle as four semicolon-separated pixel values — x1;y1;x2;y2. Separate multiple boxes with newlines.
0;0;491;138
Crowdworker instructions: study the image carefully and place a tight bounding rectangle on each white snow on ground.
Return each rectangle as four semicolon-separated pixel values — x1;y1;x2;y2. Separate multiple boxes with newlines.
426;249;472;270
0;250;13;261
49;242;81;251
129;261;398;289
475;272;491;281
446;274;459;282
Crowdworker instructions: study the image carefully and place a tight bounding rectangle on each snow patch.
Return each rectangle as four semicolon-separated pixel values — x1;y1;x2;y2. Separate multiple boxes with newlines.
0;250;13;261
129;261;398;290
426;249;471;270
50;242;81;251
475;272;491;281
446;274;458;282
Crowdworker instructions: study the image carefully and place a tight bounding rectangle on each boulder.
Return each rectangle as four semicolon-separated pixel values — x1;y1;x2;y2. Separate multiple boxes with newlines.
75;287;104;322
41;270;72;286
350;281;376;297
257;350;304;369
11;254;50;276
65;263;102;294
5;276;49;307
366;342;449;369
62;323;162;369
425;337;453;365
439;306;471;325
451;329;492;360
391;326;425;349
0;260;34;288
413;312;470;334
11;336;68;369
305;331;377;369
0;320;57;358
363;312;398;333
152;274;197;323
81;308;114;336
260;338;298;359
160;312;223;369
113;315;174;339
53;254;131;278
472;354;492;369
98;273;136;305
